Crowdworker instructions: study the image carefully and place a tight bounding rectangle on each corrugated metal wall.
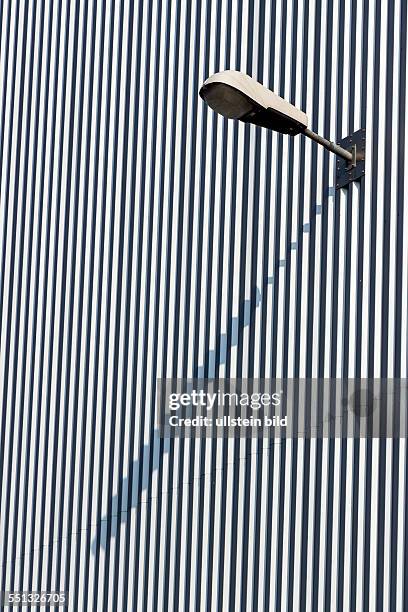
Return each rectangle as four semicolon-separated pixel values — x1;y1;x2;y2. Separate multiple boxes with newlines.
0;0;407;609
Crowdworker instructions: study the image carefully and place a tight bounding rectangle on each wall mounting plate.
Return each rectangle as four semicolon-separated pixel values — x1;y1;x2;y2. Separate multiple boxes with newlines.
336;128;366;189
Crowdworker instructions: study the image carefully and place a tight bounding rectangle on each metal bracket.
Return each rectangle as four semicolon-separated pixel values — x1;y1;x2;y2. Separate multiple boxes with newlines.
336;128;366;189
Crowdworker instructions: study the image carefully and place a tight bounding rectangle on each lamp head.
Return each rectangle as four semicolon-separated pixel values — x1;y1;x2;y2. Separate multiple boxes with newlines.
199;70;308;135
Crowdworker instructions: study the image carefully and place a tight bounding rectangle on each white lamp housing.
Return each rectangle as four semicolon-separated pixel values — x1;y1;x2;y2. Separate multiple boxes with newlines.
199;70;308;135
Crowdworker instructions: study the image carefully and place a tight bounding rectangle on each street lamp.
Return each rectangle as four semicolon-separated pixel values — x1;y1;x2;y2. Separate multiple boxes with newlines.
199;70;365;188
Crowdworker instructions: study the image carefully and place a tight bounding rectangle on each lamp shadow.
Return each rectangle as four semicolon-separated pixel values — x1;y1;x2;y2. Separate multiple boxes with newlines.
91;439;162;555
92;283;267;554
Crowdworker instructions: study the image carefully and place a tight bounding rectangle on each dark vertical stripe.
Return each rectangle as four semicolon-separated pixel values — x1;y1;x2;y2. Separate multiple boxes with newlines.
72;0;100;608
90;0;117;605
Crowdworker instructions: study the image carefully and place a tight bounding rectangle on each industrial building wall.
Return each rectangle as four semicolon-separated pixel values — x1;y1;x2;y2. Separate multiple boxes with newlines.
0;0;407;610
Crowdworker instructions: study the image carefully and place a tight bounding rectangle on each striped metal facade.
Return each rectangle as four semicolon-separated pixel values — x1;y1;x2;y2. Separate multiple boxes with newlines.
0;0;407;610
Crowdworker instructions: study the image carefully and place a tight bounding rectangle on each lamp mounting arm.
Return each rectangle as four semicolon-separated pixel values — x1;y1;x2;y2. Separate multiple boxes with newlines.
303;128;354;163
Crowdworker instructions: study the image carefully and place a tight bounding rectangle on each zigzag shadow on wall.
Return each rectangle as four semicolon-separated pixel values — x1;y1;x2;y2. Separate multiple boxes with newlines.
91;282;268;553
91;191;332;553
